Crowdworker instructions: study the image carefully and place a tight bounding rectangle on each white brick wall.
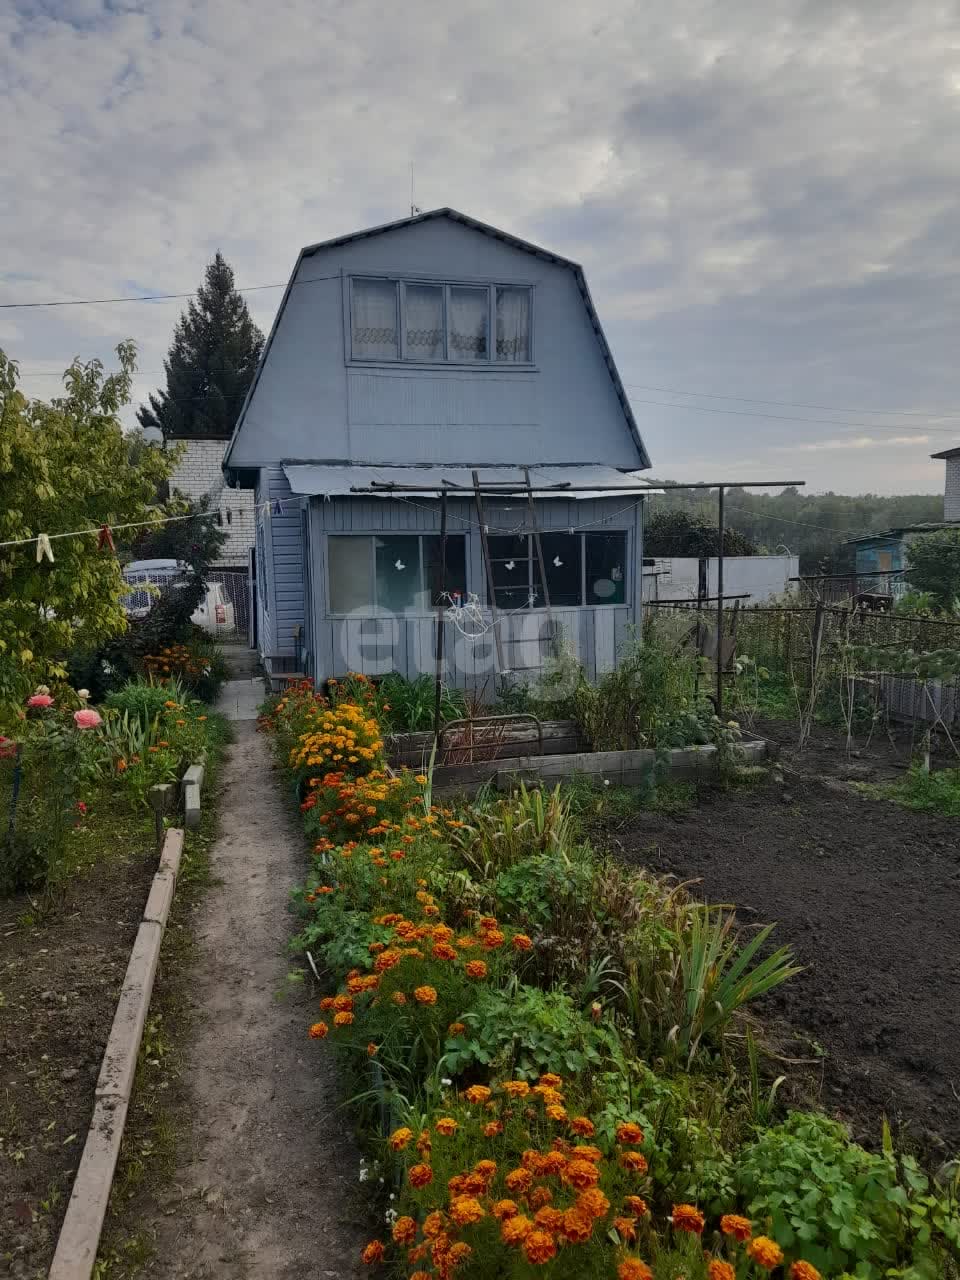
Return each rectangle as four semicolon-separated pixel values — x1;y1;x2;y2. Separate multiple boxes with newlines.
168;438;255;568
944;456;960;522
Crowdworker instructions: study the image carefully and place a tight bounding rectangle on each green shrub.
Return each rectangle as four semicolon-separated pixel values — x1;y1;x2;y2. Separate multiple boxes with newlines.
448;782;577;878
373;672;467;733
105;676;189;727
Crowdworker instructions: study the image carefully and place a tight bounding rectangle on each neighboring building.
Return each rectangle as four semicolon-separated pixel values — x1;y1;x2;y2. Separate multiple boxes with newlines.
223;207;652;686
168;438;255;571
847;524;956;598
643;554;799;604
931;445;960;522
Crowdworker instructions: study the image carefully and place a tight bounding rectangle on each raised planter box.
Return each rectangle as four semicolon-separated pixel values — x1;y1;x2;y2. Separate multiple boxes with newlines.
430;739;768;793
388;718;583;768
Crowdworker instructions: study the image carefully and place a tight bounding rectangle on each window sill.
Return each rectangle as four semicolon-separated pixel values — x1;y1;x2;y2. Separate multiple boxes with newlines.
347;359;539;374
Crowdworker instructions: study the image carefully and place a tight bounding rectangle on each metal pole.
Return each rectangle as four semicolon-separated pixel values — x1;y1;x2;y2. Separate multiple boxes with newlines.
473;470;507;675
361;478;807;495
433;487;448;746
716;486;725;717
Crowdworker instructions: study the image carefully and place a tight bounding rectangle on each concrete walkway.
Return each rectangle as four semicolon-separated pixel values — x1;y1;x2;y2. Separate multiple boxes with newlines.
144;720;366;1278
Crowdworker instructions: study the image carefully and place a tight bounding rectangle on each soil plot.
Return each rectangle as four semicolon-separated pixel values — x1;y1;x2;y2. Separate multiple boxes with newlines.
613;776;960;1155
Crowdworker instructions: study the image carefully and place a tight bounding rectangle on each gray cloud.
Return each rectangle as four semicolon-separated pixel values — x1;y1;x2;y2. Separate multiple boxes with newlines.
2;0;959;495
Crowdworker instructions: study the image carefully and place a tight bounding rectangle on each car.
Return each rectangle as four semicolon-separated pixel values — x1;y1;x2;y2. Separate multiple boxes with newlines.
121;560;236;634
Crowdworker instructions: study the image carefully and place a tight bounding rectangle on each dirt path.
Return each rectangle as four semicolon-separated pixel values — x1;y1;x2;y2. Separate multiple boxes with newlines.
145;717;367;1279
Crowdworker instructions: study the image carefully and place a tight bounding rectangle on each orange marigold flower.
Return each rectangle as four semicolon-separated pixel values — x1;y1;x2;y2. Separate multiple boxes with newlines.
388;1126;413;1149
448;1021;466;1036
613;1216;638;1242
492;1198;519;1220
433;924;455;942
414;774;428;784
623;1196;648;1217
308;1021;329;1039
368;941;385;954
523;1229;557;1265
560;1207;593;1244
535;1205;564;1231
374;950;402;972
720;1214;753;1242
501;1079;530;1098
474;1158;497;1183
615;1122;644;1145
569;1115;595;1136
521;1150;546;1173
435;1117;459;1136
449;1195;485;1227
408;1163;433;1188
333;1011;354;1026
367;1042;378;1056
392;1216;416;1244
747;1237;785;1270
465;1085;491;1104
431;942;458;961
512;933;533;951
563;1158;600;1190
391;992;407;1005
447;1242;472;1266
545;1103;568;1122
416;1129;432;1155
409;1272;430;1280
464;959;488;979
332;994;354;1011
483;1120;504;1137
671;1203;705;1235
413;985;438;1005
540;1150;567;1176
500;1214;534;1246
529;1185;553;1210
571;1144;603;1164
538;1073;563;1088
577;1188;610;1220
360;1240;385;1265
481;929;506;949
707;1262;736;1280
505;1167;534;1194
617;1261;653;1280
621;1151;648;1174
478;915;499;930
422;1211;446;1238
789;1264;823;1280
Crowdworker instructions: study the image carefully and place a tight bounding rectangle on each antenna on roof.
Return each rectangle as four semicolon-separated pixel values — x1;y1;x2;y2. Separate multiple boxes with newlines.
410;163;421;217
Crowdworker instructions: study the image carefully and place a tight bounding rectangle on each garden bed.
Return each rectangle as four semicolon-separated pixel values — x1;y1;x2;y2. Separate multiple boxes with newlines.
611;772;960;1155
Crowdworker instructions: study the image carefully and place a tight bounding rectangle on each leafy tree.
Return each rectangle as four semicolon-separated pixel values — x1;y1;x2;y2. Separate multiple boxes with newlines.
137;251;264;440
0;344;174;720
644;508;758;558
905;528;960;612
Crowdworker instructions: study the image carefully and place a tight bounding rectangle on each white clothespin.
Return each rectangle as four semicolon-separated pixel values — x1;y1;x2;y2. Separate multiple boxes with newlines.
36;533;54;564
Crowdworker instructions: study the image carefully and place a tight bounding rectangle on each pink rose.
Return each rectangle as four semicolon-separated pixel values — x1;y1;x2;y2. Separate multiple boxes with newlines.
73;708;102;730
27;694;54;708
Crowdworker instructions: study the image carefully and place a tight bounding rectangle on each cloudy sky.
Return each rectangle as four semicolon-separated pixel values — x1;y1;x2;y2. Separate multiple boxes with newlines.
3;0;960;495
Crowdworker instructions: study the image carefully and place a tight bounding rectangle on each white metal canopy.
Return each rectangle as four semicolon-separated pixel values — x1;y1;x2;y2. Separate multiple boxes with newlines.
281;463;656;500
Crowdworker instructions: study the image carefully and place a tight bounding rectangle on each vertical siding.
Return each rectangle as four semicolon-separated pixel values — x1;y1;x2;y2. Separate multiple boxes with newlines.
260;466;306;660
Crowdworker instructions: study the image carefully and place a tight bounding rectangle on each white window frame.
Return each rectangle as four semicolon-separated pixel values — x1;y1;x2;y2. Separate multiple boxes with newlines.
326;532;469;617
347;273;535;368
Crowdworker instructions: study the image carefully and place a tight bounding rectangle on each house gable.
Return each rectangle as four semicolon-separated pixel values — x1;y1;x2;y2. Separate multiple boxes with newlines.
225;209;649;474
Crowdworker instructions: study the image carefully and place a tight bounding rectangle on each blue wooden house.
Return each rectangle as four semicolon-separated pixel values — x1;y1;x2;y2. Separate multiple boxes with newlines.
223;208;653;690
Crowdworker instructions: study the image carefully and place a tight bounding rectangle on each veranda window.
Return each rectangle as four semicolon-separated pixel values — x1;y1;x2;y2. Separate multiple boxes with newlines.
327;534;467;614
486;531;627;608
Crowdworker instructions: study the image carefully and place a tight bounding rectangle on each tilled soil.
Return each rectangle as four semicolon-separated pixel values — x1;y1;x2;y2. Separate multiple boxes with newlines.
612;774;960;1156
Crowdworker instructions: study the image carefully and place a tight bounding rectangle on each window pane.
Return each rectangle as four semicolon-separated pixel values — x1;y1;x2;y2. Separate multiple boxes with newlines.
424;535;467;606
404;284;444;360
489;534;531;609
540;533;582;606
352;278;399;360
586;532;627;605
449;286;488;361
375;535;424;613
329;536;373;612
496;286;531;362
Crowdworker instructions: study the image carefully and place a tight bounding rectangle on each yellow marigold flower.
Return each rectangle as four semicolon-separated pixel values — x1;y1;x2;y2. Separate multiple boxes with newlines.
577;1187;611;1220
388;1126;413;1150
522;1229;556;1265
615;1122;644;1145
449;1195;484;1227
500;1214;534;1246
333;1011;354;1026
422;900;438;912
448;1021;466;1036
512;932;533;951
492;1198;519;1220
465;1085;491;1104
413;985;438;1005
465;959;488;979
501;1079;530;1098
408;1163;433;1188
569;1115;595;1136
560;1206;593;1243
546;1103;568;1122
414;774;428;784
617;1261;653;1280
671;1203;705;1235
720;1213;753;1241
360;1240;384;1265
707;1262;736;1280
789;1264;823;1280
435;1116;458;1136
431;942;458;961
747;1237;785;1270
392;1216;416;1244
308;1021;328;1039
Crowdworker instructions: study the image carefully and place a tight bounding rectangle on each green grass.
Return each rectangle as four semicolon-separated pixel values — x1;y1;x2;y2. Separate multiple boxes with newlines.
560;772;696;823
867;765;960;817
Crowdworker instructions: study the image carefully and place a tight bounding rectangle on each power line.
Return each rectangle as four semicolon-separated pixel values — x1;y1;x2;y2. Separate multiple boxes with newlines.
623;380;960;419
624;394;956;435
0;273;340;310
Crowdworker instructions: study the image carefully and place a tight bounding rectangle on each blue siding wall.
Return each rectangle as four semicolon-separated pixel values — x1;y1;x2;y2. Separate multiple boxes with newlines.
257;466;306;661
229;216;643;470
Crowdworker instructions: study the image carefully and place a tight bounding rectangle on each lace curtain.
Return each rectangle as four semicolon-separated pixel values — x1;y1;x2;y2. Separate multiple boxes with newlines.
449;286;488;360
404;284;444;360
352;278;398;359
496;286;530;362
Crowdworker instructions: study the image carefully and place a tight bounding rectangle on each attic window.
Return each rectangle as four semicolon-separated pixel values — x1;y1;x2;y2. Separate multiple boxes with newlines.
349;276;532;364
